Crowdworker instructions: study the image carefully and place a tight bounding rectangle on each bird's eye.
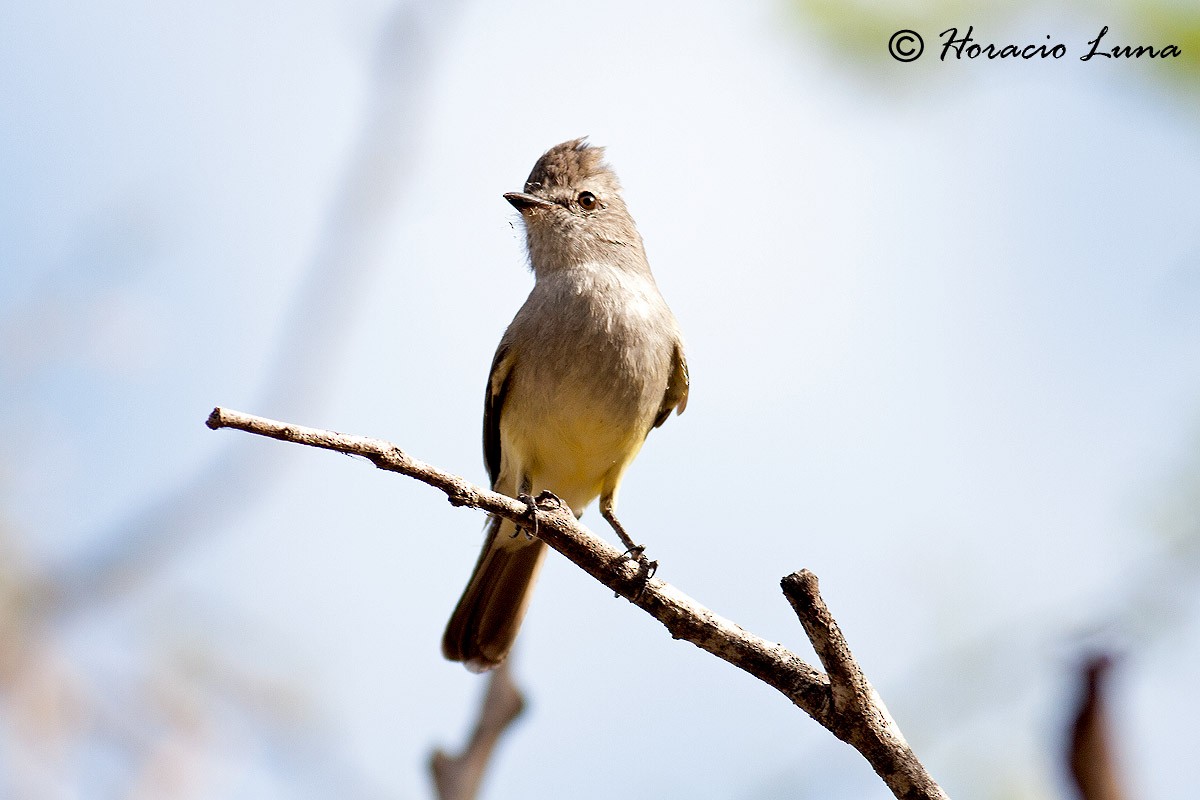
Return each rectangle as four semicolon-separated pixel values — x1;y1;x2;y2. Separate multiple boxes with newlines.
577;191;598;211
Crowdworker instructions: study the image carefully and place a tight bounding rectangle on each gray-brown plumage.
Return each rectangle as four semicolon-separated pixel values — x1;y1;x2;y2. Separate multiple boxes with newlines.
442;139;689;671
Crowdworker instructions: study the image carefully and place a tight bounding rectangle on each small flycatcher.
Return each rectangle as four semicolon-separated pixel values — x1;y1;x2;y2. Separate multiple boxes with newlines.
442;139;689;671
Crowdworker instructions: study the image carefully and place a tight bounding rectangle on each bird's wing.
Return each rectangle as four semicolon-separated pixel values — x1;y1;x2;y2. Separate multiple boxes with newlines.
653;339;689;429
483;344;516;486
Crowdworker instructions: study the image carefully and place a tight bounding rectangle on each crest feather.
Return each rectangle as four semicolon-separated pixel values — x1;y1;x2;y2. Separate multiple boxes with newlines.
524;138;614;191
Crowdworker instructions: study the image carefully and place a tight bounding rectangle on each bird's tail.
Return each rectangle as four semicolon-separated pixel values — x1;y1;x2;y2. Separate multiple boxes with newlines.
442;516;547;672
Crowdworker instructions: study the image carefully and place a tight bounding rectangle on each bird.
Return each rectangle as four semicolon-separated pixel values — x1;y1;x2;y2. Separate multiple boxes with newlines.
442;139;689;672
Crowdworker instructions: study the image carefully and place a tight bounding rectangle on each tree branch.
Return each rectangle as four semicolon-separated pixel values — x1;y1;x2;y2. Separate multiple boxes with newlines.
430;662;526;800
206;407;950;800
782;572;946;799
1068;654;1127;800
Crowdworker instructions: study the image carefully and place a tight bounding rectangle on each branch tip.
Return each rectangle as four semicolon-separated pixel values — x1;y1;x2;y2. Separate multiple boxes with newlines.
780;569;819;604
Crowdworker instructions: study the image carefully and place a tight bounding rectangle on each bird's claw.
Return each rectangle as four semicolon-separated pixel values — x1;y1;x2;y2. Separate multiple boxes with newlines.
611;546;657;599
514;493;539;540
633;551;658;583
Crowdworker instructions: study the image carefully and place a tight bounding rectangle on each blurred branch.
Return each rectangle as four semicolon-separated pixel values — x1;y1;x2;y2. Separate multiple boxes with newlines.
45;0;468;617
430;663;526;800
207;407;949;800
1068;655;1127;800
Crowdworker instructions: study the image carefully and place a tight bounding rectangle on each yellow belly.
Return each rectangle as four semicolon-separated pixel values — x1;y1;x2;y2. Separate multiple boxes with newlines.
500;401;648;513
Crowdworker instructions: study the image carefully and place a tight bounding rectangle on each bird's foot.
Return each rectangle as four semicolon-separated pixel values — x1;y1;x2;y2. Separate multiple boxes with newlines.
600;507;657;596
610;549;657;600
515;493;539;540
629;548;658;583
611;545;656;599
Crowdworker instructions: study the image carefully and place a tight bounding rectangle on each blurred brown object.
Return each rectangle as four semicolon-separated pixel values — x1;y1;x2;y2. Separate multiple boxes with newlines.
431;662;526;800
1068;655;1128;800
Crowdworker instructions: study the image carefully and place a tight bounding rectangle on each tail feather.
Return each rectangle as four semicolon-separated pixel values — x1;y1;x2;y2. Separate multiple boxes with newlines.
442;516;547;672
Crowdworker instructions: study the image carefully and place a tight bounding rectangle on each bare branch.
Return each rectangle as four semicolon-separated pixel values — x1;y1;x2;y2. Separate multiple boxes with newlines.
1068;655;1127;800
783;572;948;800
206;407;950;800
430;662;526;800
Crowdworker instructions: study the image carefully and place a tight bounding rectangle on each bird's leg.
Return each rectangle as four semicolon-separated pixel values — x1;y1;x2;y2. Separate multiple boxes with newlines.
600;496;657;583
601;506;641;556
514;474;538;540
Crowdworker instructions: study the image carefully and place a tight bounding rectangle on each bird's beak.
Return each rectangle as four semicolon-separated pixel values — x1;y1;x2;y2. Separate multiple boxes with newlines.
504;192;555;213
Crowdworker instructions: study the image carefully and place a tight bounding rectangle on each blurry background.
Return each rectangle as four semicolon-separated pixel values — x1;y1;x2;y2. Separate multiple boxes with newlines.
2;0;1199;797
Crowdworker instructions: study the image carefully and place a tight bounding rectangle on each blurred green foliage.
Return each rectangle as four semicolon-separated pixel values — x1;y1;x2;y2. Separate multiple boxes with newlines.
790;0;1199;84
